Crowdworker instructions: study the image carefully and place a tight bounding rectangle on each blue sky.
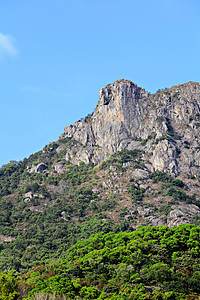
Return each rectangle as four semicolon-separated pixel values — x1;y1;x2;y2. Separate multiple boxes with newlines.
1;0;200;167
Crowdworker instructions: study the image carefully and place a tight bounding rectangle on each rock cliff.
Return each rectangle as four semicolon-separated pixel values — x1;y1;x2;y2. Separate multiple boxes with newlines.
1;79;200;269
60;79;200;178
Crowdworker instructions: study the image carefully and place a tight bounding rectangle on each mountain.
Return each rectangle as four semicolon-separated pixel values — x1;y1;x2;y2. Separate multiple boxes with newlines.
60;79;200;177
0;79;200;275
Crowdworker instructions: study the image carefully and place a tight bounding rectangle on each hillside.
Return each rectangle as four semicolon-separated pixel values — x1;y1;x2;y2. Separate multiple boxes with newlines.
0;79;200;275
2;225;200;299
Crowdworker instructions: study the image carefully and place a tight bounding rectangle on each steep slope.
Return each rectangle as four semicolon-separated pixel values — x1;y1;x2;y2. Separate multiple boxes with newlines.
61;79;200;177
0;80;200;273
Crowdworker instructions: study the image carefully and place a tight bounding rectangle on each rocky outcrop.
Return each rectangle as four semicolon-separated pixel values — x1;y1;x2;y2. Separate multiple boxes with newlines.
167;204;200;227
0;235;16;243
54;163;66;174
28;163;47;173
23;191;45;203
62;80;150;164
60;79;200;177
151;140;178;175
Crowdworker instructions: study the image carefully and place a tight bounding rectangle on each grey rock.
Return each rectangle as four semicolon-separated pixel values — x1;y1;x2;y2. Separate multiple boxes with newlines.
169;209;185;218
133;169;149;179
54;163;66;174
24;198;31;203
122;162;132;168
137;206;153;217
167;204;200;227
139;184;149;190
29;163;47;173
151;140;178;175
59;80;200;177
24;192;33;198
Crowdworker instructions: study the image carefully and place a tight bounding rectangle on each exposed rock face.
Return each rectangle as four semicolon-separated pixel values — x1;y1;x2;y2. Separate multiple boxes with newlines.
63;80;149;164
29;163;47;173
152;140;178;175
0;235;16;243
24;191;33;198
54;163;66;174
60;79;200;177
167;204;200;227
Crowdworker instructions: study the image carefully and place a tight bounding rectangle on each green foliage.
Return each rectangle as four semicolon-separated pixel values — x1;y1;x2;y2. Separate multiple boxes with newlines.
0;135;200;300
15;224;200;299
0;161;26;196
158;205;171;215
100;149;143;170
1;225;200;299
129;184;145;203
167;187;198;206
149;171;184;188
0;146;139;273
0;270;19;300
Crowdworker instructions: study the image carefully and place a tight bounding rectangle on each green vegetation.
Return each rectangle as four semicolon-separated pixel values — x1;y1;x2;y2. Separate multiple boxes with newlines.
129;183;145;203
0;136;200;299
0;270;18;299
167;187;198;206
0;146;199;274
0;147;140;273
100;149;144;171
149;171;184;187
0;161;26;197
1;225;200;299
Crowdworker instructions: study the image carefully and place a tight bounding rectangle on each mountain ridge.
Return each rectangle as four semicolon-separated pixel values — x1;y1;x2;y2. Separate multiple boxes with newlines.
57;79;200;179
0;79;200;276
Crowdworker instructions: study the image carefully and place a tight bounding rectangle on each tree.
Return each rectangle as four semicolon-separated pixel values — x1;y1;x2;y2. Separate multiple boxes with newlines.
0;271;19;300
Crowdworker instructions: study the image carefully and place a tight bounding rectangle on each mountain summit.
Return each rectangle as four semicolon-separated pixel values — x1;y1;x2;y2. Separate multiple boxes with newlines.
60;79;200;178
1;79;200;276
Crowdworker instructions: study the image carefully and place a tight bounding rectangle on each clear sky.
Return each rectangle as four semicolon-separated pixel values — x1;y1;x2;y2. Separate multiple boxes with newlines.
1;0;200;167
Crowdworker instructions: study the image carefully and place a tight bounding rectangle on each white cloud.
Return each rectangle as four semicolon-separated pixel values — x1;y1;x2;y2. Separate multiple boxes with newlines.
22;85;70;97
0;32;18;57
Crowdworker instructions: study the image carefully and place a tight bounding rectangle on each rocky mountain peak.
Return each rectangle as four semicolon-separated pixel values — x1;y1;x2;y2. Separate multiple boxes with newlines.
98;79;148;106
60;80;200;178
2;80;200;276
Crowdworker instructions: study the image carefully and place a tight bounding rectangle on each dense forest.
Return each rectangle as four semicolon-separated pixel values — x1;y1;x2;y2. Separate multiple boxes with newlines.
1;224;200;299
